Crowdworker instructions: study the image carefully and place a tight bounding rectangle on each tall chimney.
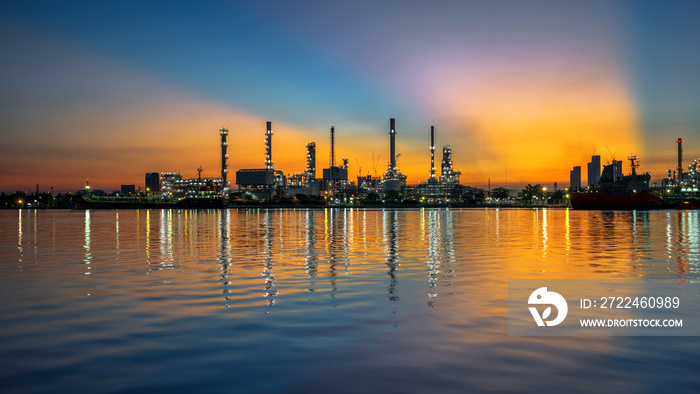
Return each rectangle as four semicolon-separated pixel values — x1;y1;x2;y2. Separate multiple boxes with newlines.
430;125;436;180
330;126;335;167
220;127;229;198
265;121;273;171
390;118;396;171
678;137;684;186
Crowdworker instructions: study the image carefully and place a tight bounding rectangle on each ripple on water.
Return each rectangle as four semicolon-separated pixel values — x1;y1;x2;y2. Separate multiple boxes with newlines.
1;208;699;392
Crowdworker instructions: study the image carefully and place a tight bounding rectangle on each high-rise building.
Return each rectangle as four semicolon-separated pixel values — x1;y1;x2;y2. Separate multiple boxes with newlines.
145;172;160;193
570;166;581;190
587;155;601;186
306;142;316;180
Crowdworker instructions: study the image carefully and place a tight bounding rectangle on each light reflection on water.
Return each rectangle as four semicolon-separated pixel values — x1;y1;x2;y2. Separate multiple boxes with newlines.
1;208;700;393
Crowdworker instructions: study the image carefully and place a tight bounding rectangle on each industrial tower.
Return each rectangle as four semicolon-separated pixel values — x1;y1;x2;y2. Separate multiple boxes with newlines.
322;125;348;185
389;118;396;172
330;126;335;167
678;137;684;187
440;145;457;185
220;127;229;200
266;121;273;171
429;126;436;182
383;118;407;192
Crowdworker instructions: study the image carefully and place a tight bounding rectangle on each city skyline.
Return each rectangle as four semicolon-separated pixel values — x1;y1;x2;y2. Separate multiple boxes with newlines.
2;1;700;192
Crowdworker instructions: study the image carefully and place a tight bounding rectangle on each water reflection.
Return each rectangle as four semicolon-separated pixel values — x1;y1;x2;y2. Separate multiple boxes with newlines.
31;209;700;307
261;210;277;306
17;209;23;267
160;210;174;268
5;209;700;394
565;208;570;255
324;209;338;297
631;211;650;265
383;210;399;302
115;211;120;255
325;209;351;300
305;209;318;290
84;210;91;275
664;210;700;281
541;208;548;258
426;210;440;305
439;210;456;298
688;211;700;276
145;209;151;267
219;210;232;307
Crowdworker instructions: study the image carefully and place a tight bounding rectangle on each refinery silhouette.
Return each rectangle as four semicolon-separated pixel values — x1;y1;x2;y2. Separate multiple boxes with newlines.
72;117;487;209
2;118;699;210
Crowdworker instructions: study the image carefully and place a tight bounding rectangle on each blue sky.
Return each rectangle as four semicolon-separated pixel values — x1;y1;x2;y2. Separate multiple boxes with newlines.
1;1;699;191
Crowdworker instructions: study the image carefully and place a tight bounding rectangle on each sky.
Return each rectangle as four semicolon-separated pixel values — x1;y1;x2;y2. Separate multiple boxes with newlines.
1;0;699;192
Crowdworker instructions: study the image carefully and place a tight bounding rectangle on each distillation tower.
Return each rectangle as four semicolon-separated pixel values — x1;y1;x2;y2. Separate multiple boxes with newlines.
383;118;407;192
678;137;684;187
220;127;229;200
266;121;273;171
430;125;436;181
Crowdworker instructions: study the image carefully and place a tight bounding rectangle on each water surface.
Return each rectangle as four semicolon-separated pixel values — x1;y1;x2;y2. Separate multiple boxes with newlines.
1;208;699;392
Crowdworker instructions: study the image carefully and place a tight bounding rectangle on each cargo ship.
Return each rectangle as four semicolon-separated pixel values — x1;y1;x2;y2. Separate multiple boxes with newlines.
570;156;662;210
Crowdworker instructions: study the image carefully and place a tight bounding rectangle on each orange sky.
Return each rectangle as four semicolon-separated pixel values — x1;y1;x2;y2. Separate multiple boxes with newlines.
0;2;691;193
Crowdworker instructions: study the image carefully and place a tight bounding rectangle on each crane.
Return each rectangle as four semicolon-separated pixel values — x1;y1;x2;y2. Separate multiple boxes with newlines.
606;146;616;162
372;153;380;176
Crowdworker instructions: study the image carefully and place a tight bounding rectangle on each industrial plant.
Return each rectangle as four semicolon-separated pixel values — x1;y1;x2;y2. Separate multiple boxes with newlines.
129;117;482;206
64;116;698;209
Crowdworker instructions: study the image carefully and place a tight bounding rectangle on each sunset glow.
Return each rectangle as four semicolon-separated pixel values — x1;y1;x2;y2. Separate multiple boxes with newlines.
1;1;698;192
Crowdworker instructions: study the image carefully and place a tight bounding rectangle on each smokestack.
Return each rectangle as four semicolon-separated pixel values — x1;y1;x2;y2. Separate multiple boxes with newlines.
265;121;273;171
220;127;229;198
430;125;436;180
330;126;335;167
678;137;684;185
390;118;396;170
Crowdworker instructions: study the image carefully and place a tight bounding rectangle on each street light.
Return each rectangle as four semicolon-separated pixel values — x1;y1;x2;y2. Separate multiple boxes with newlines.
542;186;548;205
